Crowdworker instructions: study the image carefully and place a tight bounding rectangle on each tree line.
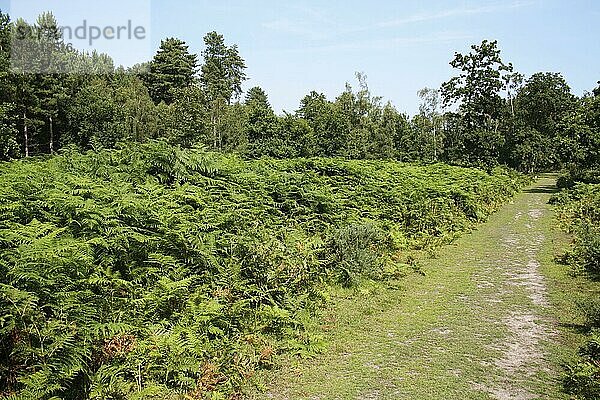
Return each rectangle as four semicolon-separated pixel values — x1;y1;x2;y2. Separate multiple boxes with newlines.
0;10;598;171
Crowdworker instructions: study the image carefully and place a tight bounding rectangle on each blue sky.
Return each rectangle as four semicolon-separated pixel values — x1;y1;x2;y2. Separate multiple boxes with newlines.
2;0;599;115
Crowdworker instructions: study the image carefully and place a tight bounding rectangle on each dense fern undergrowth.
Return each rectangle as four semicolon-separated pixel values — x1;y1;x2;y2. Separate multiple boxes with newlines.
551;175;600;399
0;141;529;399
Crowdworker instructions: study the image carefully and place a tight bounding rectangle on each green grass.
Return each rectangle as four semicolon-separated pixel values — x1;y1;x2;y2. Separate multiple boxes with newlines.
246;175;591;399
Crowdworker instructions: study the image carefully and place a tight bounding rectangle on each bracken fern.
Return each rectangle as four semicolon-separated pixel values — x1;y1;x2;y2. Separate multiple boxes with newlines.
0;141;528;399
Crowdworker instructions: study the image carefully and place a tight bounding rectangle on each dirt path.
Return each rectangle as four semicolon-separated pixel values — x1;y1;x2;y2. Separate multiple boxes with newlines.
249;176;567;400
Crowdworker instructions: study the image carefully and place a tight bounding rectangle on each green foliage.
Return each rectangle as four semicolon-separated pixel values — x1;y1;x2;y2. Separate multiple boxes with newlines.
0;11;19;160
296;91;340;156
441;40;512;128
0;103;19;159
577;296;600;328
200;32;246;105
144;38;198;105
412;88;444;163
557;169;600;189
294;76;412;160
276;114;317;158
504;127;553;173
0;10;597;174
65;74;157;149
503;72;577;172
556;94;600;169
0;142;527;398
325;223;390;286
155;86;208;148
443;113;505;169
552;177;600;397
515;72;576;137
551;181;600;276
200;32;247;151
244;86;278;156
0;11;118;160
565;331;600;399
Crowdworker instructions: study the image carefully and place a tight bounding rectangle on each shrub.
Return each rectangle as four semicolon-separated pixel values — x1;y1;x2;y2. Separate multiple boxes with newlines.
553;180;600;397
325;222;390;286
565;332;600;399
557;169;600;189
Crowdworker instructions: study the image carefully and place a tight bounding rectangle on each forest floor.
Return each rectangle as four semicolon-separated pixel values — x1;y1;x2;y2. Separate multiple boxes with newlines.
245;175;587;400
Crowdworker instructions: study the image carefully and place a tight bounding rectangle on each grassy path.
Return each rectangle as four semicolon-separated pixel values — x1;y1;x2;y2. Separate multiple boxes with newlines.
247;176;574;400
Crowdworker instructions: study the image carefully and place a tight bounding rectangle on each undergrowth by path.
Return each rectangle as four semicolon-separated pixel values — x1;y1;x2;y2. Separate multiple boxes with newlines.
248;176;582;400
0;141;528;399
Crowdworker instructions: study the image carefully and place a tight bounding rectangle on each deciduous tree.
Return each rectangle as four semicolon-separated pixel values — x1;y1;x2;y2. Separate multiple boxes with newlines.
441;40;513;166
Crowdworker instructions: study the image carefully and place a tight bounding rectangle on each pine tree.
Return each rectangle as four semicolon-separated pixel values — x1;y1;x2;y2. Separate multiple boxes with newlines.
145;38;198;105
244;86;278;145
35;13;67;152
200;31;246;150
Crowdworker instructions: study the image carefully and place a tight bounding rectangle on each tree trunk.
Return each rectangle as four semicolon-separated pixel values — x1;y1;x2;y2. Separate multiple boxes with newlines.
217;114;222;151
23;111;29;157
212;113;217;150
510;96;515;117
433;125;437;162
49;116;54;153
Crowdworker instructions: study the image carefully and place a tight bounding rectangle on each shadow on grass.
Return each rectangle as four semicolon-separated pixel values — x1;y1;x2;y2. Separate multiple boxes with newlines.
558;322;591;335
523;184;560;194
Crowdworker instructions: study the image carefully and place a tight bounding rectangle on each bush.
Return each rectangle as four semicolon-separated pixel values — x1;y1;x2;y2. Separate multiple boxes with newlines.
551;183;600;276
576;224;600;276
565;332;600;399
578;296;600;328
557;169;600;189
325;223;390;286
554;181;600;397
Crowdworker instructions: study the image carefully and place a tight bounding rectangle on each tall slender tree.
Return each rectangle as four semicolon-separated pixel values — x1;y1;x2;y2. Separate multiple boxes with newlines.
199;31;246;150
417;87;443;162
10;18;45;157
35;12;68;153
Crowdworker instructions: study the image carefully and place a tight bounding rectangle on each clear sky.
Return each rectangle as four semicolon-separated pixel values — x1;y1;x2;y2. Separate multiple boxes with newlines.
2;0;599;115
